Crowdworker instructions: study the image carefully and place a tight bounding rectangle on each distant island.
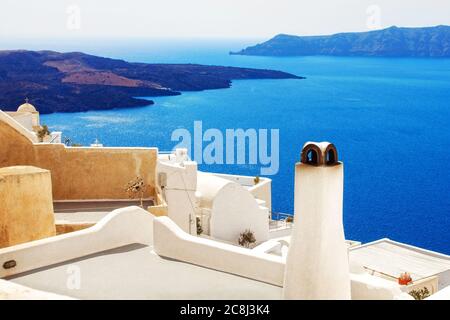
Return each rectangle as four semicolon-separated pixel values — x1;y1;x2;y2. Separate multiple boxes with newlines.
231;25;450;57
0;50;301;113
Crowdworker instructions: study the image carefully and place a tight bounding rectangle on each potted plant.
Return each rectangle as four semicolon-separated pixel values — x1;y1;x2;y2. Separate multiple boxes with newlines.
238;229;256;248
125;176;147;208
409;287;430;300
196;217;203;235
37;125;50;142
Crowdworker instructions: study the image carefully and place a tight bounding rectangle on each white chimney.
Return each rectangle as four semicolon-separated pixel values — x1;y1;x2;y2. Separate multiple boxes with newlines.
283;141;351;300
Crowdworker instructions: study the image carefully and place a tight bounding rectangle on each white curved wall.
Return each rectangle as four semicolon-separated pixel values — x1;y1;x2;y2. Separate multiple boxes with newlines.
153;216;284;286
0;279;74;299
210;182;269;244
211;173;272;212
196;172;232;208
0;206;154;278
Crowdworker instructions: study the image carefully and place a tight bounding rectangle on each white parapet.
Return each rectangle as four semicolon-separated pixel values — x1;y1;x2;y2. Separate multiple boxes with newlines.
152;215;416;299
0;279;74;300
0;110;38;143
283;142;351;300
0;206;154;278
153;216;284;286
350;273;413;300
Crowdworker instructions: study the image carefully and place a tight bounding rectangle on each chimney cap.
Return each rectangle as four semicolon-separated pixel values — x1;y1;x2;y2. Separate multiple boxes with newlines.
301;141;339;166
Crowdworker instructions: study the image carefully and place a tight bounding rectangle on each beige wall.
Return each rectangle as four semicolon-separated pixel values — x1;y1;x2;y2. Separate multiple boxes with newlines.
0;119;157;200
0;166;56;248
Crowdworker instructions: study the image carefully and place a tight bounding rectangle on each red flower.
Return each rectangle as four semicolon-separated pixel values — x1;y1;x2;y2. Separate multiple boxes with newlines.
398;272;412;285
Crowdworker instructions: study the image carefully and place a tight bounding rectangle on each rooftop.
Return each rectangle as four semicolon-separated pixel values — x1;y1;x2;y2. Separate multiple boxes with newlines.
349;239;450;286
7;243;281;300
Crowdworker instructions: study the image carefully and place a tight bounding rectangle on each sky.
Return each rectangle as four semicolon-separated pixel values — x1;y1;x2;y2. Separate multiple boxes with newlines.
0;0;449;40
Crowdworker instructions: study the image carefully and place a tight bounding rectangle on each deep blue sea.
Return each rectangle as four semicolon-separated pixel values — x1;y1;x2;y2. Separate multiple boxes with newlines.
39;40;450;254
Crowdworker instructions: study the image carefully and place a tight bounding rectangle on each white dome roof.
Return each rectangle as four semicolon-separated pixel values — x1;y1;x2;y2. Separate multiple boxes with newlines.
17;102;37;113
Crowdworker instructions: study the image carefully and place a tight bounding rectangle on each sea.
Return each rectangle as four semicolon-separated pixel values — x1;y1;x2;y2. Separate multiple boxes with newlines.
32;39;450;254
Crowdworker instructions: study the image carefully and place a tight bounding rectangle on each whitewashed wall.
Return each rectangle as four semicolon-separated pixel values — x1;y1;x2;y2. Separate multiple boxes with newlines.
0;206;153;278
9;113;34;131
209;182;269;244
157;158;198;235
212;173;272;213
153;216;284;286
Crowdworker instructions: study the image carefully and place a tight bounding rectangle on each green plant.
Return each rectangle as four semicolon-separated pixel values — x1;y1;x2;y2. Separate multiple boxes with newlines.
238;229;256;248
254;176;260;185
409;287;430;300
196;217;203;235
37;125;50;142
125;176;147;207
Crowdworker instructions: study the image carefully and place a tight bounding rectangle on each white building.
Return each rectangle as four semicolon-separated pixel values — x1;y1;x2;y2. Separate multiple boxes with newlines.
156;149;274;244
3;100;62;143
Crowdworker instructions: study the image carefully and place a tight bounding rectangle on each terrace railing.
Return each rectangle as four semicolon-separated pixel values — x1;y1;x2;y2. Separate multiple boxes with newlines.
270;212;294;230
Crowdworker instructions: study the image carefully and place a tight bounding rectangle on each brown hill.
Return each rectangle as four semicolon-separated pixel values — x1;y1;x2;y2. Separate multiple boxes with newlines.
0;50;302;113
